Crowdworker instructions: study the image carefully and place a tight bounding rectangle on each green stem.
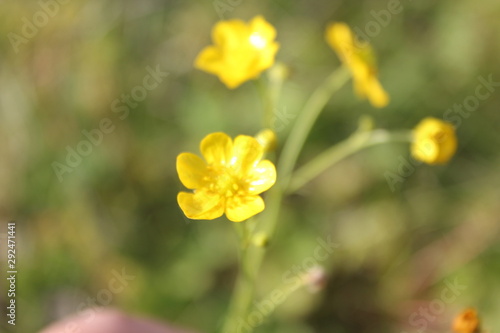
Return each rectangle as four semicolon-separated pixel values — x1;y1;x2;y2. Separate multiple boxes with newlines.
221;257;254;332
221;188;282;333
222;66;350;333
222;130;412;332
278;66;350;188
267;72;284;128
255;67;284;130
223;221;252;332
255;78;273;129
287;130;413;194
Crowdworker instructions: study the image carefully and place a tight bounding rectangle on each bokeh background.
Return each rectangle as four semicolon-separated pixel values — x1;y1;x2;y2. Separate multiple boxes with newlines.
1;0;500;332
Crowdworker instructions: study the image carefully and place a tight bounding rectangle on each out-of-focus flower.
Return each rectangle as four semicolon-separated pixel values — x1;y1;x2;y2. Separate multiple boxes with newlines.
176;132;276;222
452;308;480;333
194;16;279;89
411;117;457;165
325;22;389;108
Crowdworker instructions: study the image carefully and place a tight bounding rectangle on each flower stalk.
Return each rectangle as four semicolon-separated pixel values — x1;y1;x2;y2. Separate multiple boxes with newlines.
287;129;413;194
278;66;350;188
222;66;351;332
185;17;458;333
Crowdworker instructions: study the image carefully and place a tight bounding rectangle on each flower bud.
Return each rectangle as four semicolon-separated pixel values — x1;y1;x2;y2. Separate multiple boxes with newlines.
252;232;270;248
453;308;480;333
255;129;277;153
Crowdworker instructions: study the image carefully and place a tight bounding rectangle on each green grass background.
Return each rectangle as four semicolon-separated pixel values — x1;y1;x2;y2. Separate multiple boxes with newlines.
1;0;500;332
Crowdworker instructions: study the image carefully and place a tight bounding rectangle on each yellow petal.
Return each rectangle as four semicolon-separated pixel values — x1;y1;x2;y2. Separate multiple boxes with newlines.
249;16;277;45
435;135;457;164
254;42;279;74
352;62;372;98
217;69;253;89
212;19;248;50
231;135;264;174
176;153;208;190
225;195;265;222
178;191;224;220
246;160;276;195
325;22;355;61
365;77;390;108
194;46;223;75
412;138;440;164
249;16;280;72
351;61;389;108
200;132;233;166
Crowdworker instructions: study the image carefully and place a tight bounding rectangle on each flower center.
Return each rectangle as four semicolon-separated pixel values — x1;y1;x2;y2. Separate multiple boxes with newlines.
249;32;267;49
206;165;244;198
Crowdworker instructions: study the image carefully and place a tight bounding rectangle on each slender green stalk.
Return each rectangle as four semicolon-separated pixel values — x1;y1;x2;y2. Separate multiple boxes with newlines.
222;187;282;333
223;127;409;332
221;254;254;332
255;78;274;129
278;66;350;188
222;128;412;331
255;66;285;130
267;69;284;127
223;221;253;332
287;129;413;194
222;67;350;333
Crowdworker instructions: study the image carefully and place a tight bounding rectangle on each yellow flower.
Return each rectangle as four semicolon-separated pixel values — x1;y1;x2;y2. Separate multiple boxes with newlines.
194;16;279;89
411;117;458;165
325;22;389;108
452;308;480;333
176;132;277;222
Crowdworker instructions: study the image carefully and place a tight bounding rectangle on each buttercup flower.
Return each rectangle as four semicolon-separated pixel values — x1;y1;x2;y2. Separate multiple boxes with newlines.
177;132;276;222
411;117;457;165
325;22;389;108
452;308;480;333
194;16;279;89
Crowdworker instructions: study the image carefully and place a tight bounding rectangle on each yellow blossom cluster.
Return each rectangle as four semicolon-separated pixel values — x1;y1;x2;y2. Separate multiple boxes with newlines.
177;16;458;223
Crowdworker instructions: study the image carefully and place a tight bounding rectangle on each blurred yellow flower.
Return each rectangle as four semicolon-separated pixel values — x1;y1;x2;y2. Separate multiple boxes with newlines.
411;117;457;165
452;308;480;333
177;132;276;222
325;22;389;108
194;16;279;89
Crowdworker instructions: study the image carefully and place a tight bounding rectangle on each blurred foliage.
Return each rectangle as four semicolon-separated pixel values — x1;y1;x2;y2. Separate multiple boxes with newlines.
1;0;500;332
